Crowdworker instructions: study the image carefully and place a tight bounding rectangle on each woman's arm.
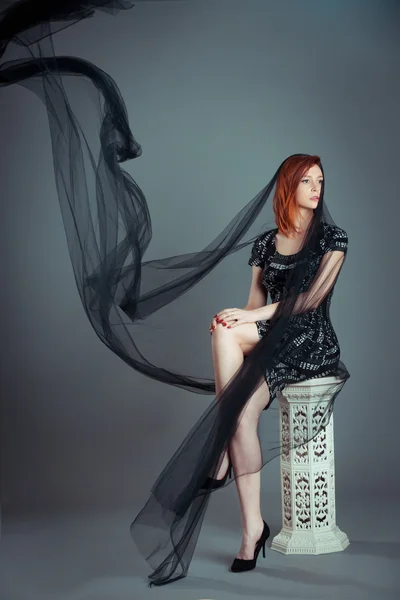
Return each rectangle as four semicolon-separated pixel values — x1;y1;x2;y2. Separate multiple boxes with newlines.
244;265;268;311
251;249;345;321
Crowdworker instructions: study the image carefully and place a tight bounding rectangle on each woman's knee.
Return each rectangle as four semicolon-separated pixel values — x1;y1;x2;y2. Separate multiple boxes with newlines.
211;321;257;350
211;322;237;344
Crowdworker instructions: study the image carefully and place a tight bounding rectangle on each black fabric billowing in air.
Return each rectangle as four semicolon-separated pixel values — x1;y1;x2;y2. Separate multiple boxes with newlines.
0;1;350;587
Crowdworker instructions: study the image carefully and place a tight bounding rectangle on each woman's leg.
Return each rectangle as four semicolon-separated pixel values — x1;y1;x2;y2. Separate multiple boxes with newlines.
211;323;271;559
211;323;244;478
230;379;270;560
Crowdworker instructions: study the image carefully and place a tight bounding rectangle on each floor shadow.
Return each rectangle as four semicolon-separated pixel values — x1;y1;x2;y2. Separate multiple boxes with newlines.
343;540;400;560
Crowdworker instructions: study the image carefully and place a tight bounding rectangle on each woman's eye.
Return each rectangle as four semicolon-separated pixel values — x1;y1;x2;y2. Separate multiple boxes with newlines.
302;179;323;184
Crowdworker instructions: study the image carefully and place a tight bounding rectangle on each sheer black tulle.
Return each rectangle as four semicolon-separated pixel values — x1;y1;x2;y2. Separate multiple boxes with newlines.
0;1;350;587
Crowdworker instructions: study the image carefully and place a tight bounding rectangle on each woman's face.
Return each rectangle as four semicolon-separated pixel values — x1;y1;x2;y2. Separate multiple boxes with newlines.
295;164;323;210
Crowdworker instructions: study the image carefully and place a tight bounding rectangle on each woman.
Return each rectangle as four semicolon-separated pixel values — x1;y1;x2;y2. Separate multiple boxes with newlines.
207;158;348;571
131;153;350;586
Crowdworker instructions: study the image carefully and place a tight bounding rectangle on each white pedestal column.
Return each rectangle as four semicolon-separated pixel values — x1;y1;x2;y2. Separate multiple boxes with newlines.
270;375;350;555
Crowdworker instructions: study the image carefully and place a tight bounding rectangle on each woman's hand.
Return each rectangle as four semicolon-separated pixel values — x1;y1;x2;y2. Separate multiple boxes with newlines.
209;307;260;333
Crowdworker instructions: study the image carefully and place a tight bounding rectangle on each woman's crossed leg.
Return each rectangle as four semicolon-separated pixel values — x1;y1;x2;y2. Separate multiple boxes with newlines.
211;321;271;560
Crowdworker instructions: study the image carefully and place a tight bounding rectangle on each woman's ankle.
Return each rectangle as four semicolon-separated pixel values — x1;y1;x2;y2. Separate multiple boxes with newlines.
242;516;264;538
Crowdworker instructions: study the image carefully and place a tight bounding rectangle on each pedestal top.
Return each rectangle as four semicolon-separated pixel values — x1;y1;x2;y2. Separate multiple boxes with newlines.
283;375;346;389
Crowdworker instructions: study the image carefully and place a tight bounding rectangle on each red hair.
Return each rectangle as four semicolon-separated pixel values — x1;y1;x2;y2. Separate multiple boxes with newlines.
273;155;322;237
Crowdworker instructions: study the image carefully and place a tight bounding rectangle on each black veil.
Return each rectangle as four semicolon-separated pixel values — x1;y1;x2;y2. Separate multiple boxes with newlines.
0;0;350;587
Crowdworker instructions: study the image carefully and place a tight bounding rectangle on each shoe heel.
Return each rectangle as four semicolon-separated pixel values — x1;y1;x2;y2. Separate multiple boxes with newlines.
228;463;232;479
262;541;266;558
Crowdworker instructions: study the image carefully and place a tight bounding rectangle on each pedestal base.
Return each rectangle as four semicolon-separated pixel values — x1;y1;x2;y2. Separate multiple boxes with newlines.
271;524;350;555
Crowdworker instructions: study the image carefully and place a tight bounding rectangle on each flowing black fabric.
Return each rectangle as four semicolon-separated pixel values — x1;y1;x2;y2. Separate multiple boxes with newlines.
0;0;350;588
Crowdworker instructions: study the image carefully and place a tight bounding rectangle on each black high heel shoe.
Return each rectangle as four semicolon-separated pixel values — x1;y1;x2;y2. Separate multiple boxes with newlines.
230;520;270;573
200;453;233;490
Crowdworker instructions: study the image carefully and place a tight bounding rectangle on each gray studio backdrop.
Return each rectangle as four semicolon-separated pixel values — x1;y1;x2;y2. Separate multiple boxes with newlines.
0;0;398;519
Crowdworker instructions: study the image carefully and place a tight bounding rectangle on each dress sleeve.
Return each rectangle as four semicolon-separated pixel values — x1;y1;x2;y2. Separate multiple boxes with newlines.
322;226;348;256
248;232;270;267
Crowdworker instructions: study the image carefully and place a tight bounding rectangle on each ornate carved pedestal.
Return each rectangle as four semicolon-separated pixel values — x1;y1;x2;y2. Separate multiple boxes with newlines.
270;375;350;555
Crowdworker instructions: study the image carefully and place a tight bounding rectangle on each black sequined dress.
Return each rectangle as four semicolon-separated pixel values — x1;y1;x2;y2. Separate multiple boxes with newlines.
248;222;348;408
